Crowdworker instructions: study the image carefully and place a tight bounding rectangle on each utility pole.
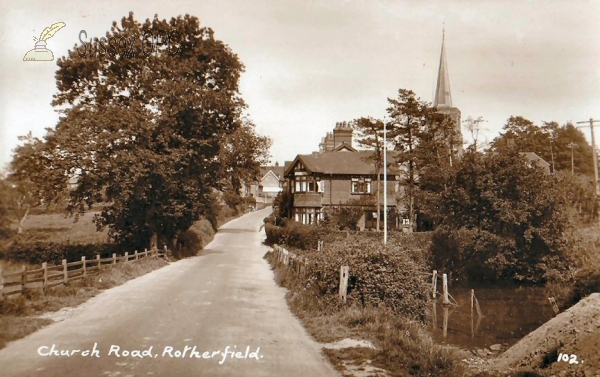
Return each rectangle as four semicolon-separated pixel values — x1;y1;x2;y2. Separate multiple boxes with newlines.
383;118;388;246
567;142;577;177
576;118;600;195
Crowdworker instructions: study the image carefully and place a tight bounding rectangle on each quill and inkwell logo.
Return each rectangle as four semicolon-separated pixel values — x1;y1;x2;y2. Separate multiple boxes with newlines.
23;22;66;61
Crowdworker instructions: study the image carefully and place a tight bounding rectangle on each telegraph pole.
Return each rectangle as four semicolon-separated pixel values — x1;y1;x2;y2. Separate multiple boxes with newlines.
383;118;388;246
576;118;600;195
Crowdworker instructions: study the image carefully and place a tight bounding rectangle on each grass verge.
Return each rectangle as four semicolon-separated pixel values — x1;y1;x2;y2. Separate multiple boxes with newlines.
0;256;168;349
264;250;468;377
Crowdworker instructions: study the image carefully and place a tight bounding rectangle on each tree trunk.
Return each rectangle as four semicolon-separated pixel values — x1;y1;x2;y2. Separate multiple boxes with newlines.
150;232;158;250
17;206;30;234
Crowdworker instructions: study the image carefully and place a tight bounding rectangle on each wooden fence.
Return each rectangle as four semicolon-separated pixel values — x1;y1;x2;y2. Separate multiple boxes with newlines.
0;246;170;301
271;244;310;275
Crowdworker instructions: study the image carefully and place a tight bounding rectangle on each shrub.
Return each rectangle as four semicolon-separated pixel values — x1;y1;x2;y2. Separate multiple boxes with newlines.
3;239;121;265
430;225;569;284
171;228;202;259
265;223;284;245
306;235;430;322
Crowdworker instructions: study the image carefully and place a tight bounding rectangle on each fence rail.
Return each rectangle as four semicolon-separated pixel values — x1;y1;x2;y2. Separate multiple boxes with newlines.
0;246;171;300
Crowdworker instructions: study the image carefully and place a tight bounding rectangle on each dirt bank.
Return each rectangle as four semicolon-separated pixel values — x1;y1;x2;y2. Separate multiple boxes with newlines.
492;293;600;376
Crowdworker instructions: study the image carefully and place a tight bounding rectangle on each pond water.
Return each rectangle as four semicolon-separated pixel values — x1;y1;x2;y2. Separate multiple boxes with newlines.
429;286;556;350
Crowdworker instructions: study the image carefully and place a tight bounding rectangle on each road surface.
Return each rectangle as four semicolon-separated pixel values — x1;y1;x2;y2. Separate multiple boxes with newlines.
0;208;340;377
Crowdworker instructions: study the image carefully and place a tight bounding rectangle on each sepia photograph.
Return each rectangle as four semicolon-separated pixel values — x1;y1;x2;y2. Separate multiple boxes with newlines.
0;1;599;376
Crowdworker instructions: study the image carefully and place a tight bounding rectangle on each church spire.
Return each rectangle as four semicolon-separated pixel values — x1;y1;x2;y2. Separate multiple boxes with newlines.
434;27;452;108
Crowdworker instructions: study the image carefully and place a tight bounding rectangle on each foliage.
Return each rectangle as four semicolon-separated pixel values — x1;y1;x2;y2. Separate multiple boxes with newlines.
0;179;14;240
265;221;320;250
553;171;598;224
352;117;385;230
14;12;269;250
386;89;460;231
273;189;294;220
170;228;203;259
300;235;430;322
322;196;375;231
219;120;272;193
489;117;594;176
222;188;244;210
1;238;120;265
429;147;572;284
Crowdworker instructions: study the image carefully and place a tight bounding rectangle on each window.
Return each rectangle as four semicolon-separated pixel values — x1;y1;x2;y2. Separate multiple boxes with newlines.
294;176;320;193
351;177;371;194
293;208;320;225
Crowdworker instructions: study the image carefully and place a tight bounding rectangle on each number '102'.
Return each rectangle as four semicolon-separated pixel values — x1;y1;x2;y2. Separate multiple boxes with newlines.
77;30;181;58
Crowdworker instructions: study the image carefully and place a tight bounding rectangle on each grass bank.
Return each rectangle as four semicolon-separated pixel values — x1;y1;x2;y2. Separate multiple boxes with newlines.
0;256;168;349
263;235;467;377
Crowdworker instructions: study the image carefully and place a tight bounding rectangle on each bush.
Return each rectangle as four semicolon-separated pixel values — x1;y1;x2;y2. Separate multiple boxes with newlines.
171;228;202;259
430;225;569;284
264;221;320;249
265;223;284;245
2;239;121;265
306;235;430;322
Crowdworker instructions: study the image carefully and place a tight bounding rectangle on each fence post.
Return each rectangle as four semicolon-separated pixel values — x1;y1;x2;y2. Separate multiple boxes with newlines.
135;250;138;261
432;270;437;299
96;254;101;269
112;253;117;265
42;262;48;288
82;256;86;276
443;306;449;338
124;252;129;262
442;273;449;305
0;265;4;301
164;245;168;258
62;259;68;284
470;289;474;317
145;248;148;258
21;266;27;291
339;266;349;303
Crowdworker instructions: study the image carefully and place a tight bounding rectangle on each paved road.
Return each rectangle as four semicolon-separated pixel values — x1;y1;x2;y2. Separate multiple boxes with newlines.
0;208;340;377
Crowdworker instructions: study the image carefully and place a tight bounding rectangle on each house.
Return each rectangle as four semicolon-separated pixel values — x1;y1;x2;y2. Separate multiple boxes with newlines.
243;164;284;204
283;122;407;229
521;152;551;174
489;151;551;174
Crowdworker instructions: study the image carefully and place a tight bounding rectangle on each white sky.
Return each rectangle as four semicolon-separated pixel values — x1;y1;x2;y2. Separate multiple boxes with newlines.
1;0;599;170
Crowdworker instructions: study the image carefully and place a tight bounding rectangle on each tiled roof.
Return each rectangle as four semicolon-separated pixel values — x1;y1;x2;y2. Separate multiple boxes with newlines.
521;152;550;168
286;150;401;176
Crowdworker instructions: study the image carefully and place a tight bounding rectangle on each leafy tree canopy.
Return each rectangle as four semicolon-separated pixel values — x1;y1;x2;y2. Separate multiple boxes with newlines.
490;116;594;176
15;12;270;249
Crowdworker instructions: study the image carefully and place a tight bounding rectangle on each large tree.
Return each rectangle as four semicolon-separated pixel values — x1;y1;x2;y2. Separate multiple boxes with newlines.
431;146;571;283
386;89;426;232
23;12;268;249
490;116;594;176
352;117;384;231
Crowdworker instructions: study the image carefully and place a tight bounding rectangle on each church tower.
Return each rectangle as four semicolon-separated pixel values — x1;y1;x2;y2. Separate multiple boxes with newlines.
434;29;463;156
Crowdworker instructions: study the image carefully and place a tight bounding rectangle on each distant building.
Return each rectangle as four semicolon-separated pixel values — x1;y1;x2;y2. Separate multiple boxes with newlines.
243;164;284;204
520;152;551;174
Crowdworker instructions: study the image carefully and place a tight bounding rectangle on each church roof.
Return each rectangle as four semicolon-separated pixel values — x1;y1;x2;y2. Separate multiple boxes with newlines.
434;30;453;108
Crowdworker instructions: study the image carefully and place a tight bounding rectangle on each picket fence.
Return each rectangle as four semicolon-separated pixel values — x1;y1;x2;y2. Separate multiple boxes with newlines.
0;246;170;300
